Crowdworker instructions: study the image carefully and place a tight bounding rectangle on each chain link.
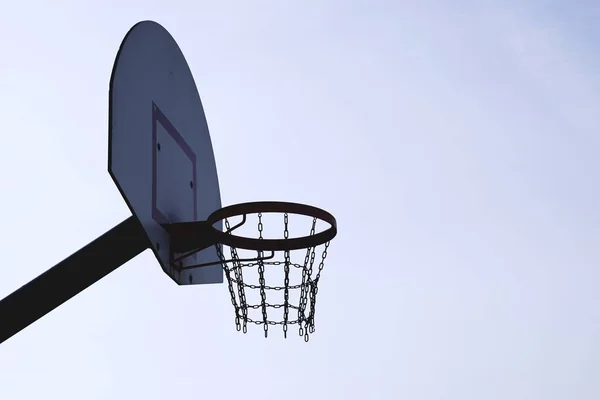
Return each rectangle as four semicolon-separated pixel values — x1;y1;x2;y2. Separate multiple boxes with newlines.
298;217;317;339
232;260;307;269
256;213;269;337
283;213;290;338
216;225;240;331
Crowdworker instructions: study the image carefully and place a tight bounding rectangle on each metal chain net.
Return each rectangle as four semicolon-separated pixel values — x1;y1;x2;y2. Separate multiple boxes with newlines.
215;213;330;342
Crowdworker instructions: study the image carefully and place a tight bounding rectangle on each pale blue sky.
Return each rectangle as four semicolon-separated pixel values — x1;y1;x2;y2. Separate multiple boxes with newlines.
1;1;599;399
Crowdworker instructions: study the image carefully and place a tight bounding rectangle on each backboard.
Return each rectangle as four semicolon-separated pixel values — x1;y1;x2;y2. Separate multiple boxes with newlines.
109;21;223;285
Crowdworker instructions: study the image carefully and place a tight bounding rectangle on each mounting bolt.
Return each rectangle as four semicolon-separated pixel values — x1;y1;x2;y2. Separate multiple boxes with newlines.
157;143;161;151
188;274;193;283
190;181;194;189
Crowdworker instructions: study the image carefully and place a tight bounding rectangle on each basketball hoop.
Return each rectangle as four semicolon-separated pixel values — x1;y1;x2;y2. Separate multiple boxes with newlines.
165;202;337;341
0;21;340;346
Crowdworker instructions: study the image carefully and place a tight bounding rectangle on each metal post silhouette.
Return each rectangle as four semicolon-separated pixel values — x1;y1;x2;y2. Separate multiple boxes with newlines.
0;217;149;344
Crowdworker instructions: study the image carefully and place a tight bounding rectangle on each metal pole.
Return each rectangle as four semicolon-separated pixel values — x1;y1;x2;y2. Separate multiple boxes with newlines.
0;216;149;344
